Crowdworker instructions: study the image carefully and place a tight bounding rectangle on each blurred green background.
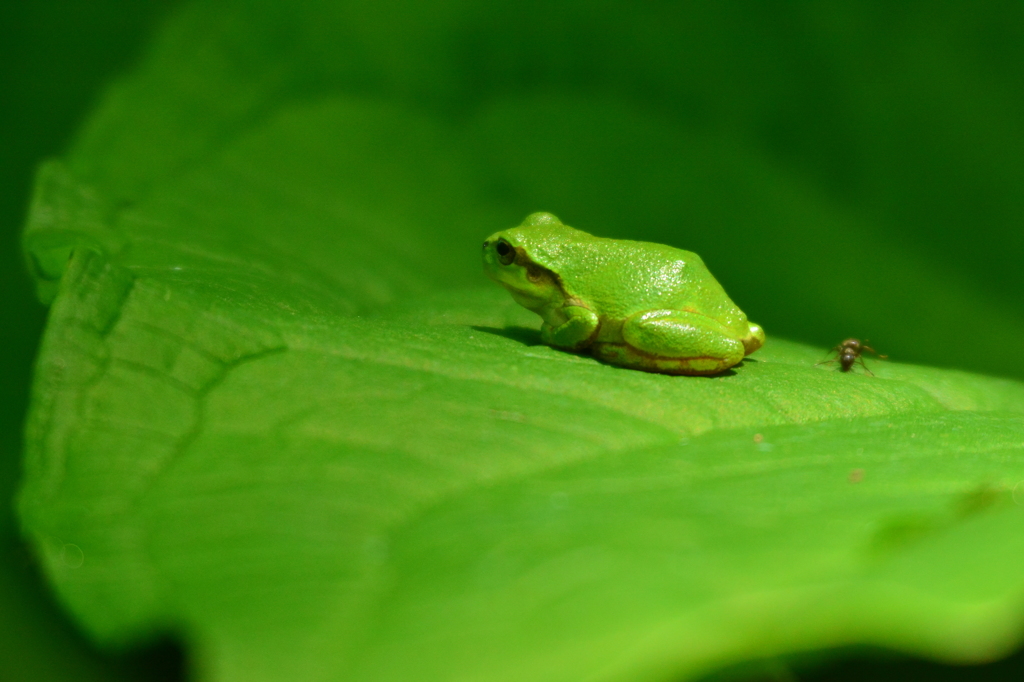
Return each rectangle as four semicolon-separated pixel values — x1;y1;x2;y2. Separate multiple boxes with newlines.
1;3;183;680
5;1;1024;680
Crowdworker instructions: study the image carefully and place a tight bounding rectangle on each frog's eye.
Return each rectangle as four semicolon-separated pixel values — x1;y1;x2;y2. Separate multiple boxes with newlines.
495;239;516;266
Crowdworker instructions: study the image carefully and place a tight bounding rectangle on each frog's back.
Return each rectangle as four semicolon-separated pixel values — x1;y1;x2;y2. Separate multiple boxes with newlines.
548;236;748;329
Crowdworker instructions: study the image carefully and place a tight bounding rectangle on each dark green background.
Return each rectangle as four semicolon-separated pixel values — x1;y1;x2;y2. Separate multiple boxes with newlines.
4;2;1024;680
1;3;183;680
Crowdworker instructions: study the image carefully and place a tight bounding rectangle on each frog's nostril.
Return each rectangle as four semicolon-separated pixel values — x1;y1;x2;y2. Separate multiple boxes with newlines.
482;240;490;250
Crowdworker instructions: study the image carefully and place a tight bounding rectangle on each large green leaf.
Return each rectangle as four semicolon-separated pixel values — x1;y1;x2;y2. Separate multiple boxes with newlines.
18;2;1024;681
22;238;1024;681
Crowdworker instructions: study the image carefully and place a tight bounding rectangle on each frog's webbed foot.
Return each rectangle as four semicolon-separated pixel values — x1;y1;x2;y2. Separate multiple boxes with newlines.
541;305;600;350
595;309;745;375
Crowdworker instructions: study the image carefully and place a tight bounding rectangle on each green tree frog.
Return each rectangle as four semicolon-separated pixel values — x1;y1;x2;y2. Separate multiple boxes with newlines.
482;212;764;375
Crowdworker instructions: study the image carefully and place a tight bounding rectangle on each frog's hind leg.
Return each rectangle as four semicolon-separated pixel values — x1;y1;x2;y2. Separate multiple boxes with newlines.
593;309;745;376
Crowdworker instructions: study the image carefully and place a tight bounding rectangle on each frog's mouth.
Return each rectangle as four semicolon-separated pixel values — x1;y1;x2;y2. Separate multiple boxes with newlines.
481;241;509;282
485;264;534;297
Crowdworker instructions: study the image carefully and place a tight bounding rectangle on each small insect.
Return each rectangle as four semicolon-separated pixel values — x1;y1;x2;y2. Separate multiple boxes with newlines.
817;338;887;375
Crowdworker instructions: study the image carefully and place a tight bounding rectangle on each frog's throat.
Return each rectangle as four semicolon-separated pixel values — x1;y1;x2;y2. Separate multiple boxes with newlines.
503;284;556;314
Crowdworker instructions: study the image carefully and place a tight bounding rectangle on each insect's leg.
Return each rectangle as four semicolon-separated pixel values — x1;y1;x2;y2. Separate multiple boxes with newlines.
862;342;888;360
858;356;875;377
815;345;841;366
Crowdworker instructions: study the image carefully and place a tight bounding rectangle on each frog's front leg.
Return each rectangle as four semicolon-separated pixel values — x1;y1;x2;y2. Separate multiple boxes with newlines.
597;309;745;375
541;305;600;350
